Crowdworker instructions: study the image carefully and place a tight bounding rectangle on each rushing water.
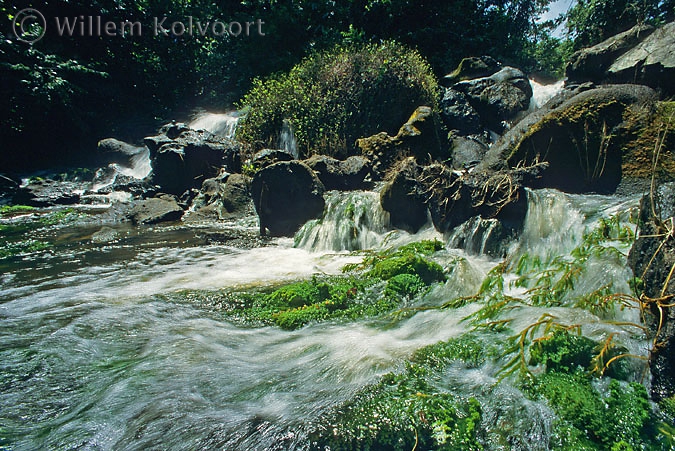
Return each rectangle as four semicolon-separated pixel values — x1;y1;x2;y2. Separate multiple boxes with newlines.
0;188;648;450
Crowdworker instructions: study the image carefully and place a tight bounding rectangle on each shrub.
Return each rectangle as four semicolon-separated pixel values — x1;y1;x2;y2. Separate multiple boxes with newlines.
236;41;438;158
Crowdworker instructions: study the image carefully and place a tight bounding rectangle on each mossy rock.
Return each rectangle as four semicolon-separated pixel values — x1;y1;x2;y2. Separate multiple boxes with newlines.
504;84;658;193
442;55;501;86
369;253;445;285
621;101;675;181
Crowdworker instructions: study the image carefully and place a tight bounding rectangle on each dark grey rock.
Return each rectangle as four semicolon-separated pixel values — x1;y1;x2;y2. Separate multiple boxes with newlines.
251;149;294;170
379;157;428;233
304;155;370;191
440;89;483;135
147;126;241;195
13;179;81;207
251;161;325;237
127;194;184;225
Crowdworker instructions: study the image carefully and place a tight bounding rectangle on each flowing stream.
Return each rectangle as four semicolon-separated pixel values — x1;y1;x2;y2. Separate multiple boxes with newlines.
0;187;648;450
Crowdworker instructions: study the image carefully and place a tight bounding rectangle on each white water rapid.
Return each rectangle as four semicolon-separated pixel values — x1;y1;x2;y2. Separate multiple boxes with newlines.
0;187;649;450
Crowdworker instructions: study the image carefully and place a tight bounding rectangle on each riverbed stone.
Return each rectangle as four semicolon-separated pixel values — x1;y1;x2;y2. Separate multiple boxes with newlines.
127;194;184;225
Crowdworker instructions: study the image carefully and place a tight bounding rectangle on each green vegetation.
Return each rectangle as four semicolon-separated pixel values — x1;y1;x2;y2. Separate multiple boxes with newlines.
311;334;491;450
236;41;438;158
0;205;35;216
179;240;447;330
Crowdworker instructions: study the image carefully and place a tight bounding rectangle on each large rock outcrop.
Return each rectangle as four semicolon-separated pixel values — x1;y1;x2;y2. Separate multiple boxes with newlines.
567;22;675;96
145;122;241;195
481;84;659;193
251;161;325;237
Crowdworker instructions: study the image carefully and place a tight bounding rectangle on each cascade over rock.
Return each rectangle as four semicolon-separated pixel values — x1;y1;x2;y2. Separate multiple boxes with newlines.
251;161;325;237
145;122;241;196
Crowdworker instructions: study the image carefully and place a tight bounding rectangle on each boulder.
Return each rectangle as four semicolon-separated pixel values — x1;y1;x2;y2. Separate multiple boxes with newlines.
440;89;483;135
304;155;370;191
127;194;184;225
441;55;502;86
13;179;81;207
448;134;490;170
251;149;295;170
379;158;428;233
482;84;659;193
97;138;147;168
145;124;241;195
185;173;253;222
566;24;655;84
453;66;533;132
608;21;675;96
628;183;675;401
251;161;325;237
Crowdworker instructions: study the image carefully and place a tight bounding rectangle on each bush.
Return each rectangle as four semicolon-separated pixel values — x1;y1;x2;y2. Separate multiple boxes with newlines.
236;41;438;158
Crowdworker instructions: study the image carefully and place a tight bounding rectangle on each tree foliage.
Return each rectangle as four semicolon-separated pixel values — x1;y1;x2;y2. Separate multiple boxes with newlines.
564;0;675;48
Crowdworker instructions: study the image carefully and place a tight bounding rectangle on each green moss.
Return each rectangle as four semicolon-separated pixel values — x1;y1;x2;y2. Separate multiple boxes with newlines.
0;239;50;259
312;364;483;450
528;371;654;450
384;273;426;299
0;205;35;216
529;329;596;373
368;253;445;284
411;333;497;369
237;41;438;158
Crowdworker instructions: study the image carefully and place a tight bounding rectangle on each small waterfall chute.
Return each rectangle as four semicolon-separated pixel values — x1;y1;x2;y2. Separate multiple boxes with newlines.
90;147;152;192
188;111;243;139
295;190;390;252
528;78;564;111
279;119;299;159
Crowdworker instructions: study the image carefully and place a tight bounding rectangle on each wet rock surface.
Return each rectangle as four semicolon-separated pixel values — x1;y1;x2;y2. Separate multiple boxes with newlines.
251;161;325;237
628;183;675;401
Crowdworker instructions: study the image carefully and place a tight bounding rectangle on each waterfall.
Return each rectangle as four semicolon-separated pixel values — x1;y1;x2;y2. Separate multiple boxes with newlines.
295;190;390;251
278;119;299;159
528;78;564;110
188;111;242;139
446;216;505;256
90;147;152;192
